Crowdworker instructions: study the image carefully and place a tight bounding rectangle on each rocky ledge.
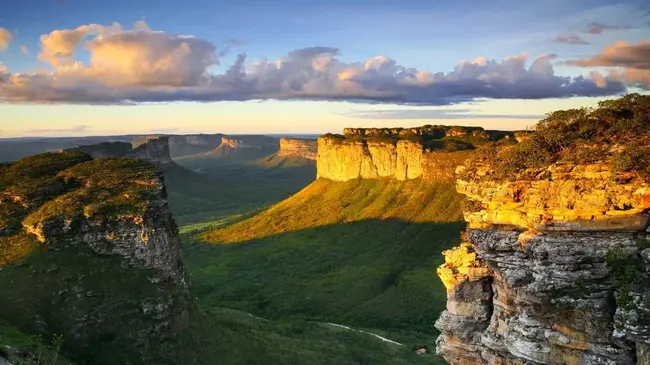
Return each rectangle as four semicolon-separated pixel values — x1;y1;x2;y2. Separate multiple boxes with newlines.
435;162;650;364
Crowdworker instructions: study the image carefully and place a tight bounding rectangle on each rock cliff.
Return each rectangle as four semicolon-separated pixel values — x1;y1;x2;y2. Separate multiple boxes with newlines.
277;138;318;160
436;149;650;362
316;126;506;182
0;151;190;364
219;135;279;149
72;137;173;165
132;134;223;158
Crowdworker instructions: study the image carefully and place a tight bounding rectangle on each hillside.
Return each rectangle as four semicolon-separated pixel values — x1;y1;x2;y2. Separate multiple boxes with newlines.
188;177;463;356
176;135;280;171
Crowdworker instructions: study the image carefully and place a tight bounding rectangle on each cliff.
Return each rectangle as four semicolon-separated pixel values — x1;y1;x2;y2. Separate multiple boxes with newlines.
435;94;650;365
71;137;173;165
316;126;507;182
0;151;190;364
277;138;318;160
219;135;279;149
132;134;223;158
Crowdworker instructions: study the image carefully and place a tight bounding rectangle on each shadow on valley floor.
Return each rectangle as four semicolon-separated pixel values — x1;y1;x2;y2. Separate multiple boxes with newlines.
162;162;315;227
183;218;464;348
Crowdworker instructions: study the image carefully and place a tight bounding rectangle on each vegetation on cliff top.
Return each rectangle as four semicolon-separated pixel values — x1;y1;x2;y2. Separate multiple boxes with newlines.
476;93;650;179
322;124;516;153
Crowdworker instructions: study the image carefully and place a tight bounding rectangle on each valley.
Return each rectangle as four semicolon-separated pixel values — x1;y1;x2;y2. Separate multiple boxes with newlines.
1;94;649;364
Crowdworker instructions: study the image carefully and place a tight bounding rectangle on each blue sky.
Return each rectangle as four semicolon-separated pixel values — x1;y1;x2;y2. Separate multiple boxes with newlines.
0;0;648;137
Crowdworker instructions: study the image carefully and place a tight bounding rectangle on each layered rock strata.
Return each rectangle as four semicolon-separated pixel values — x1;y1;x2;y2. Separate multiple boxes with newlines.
277;138;318;160
317;136;474;182
436;163;650;364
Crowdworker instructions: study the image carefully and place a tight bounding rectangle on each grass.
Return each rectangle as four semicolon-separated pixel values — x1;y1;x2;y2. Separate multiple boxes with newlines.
162;161;314;226
184;178;464;352
0;319;74;365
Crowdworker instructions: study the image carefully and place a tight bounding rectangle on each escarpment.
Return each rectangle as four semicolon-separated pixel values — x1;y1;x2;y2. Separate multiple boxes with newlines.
277;138;318;160
0;151;190;364
317;125;513;182
132;133;223;158
72;137;174;165
435;94;650;365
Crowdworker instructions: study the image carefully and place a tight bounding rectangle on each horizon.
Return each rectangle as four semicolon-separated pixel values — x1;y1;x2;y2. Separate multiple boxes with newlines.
1;0;649;137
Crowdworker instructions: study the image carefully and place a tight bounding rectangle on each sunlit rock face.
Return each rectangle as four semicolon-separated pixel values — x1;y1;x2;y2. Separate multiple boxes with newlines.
220;135;278;149
316;135;473;182
436;163;650;365
277;138;318;160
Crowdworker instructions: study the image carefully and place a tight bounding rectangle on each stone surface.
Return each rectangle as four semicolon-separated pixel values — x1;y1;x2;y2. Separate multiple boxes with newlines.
316;136;473;182
277;138;318;160
436;163;650;365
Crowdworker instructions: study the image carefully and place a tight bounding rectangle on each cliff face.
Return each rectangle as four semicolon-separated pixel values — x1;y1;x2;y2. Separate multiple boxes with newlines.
0;152;190;364
219;135;279;149
317;136;475;182
132;137;173;164
277;138;318;160
132;134;223;158
435;164;650;364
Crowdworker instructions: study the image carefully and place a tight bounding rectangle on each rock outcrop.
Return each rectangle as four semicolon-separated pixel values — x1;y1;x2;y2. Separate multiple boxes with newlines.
132;134;223;158
0;151;190;364
219;135;279;149
133;136;173;164
316;132;482;182
70;137;173;165
435;163;650;364
277;138;318;160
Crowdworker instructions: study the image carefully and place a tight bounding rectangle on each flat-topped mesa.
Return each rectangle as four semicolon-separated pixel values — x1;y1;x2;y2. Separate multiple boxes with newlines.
133;136;173;164
317;125;513;182
132;134;223;157
435;94;650;365
219;135;279;149
277;138;318;160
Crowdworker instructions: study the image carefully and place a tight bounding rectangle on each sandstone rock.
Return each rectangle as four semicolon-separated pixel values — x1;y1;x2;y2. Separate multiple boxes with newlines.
437;163;650;365
277;138;317;160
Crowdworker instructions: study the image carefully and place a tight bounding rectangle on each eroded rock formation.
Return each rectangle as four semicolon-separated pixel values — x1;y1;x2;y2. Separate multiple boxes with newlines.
132;134;223;157
277;138;318;160
435;163;650;364
219;135;279;149
317;134;477;182
133;136;173;164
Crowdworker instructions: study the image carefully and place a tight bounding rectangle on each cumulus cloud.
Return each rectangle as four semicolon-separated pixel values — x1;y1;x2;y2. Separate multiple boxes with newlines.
553;34;590;45
585;22;630;34
0;28;12;52
566;40;650;88
19;45;29;55
0;22;628;105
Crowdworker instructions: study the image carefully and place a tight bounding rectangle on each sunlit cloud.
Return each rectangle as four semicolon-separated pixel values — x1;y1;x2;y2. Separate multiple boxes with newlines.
0;28;12;52
0;22;629;105
566;40;650;89
584;21;631;34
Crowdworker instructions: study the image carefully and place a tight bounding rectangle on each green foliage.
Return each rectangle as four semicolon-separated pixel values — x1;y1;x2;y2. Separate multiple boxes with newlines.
188;179;463;348
605;247;642;309
0;320;73;365
482;94;650;178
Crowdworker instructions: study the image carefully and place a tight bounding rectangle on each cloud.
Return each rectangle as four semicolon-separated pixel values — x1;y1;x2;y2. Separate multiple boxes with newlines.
553;34;590;45
20;45;29;55
0;22;627;105
584;21;630;34
345;108;544;120
0;28;12;52
566;40;650;88
26;125;90;134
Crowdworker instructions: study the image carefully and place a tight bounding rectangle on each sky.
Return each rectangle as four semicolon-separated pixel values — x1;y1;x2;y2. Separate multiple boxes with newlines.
0;0;649;137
